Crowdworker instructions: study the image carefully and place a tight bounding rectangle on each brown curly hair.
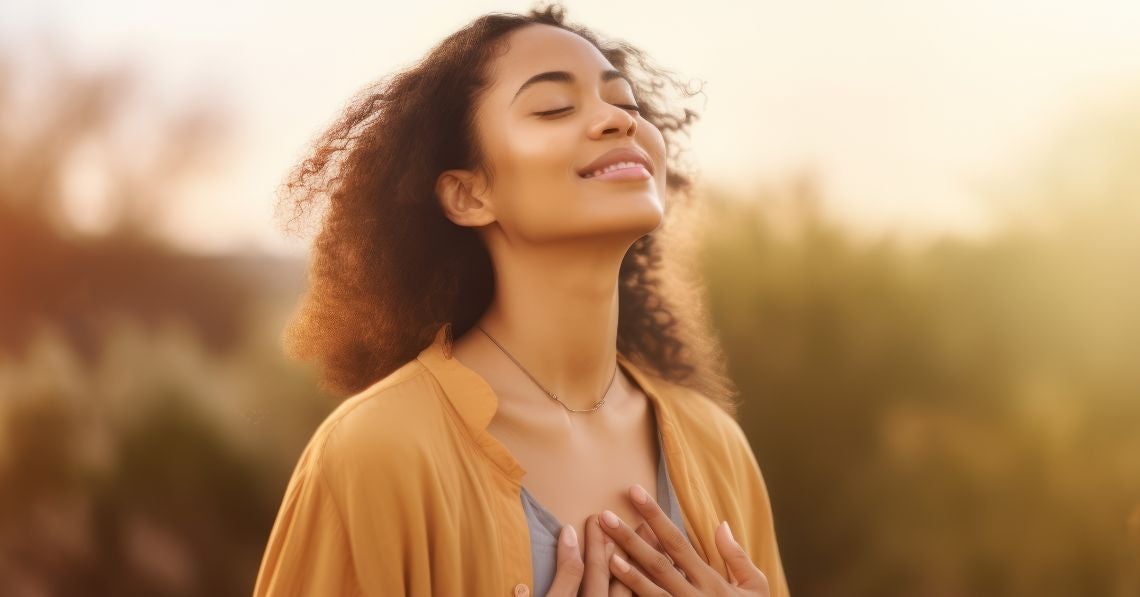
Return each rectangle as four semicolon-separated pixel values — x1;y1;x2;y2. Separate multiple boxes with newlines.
275;2;741;416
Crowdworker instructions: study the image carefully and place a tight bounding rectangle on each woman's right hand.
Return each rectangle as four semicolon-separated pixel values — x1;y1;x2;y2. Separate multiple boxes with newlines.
546;514;671;596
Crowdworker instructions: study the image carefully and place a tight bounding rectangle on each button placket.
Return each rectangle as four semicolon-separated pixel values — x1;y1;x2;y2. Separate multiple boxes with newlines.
513;582;530;596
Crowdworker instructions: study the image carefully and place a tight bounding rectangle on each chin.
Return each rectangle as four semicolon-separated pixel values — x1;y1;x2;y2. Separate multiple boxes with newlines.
618;203;666;236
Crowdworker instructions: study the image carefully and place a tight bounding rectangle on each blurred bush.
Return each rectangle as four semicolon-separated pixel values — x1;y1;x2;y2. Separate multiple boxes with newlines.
0;47;331;596
699;89;1140;597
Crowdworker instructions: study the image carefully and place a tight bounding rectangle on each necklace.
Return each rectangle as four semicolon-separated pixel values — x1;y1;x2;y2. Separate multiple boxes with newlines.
475;324;617;413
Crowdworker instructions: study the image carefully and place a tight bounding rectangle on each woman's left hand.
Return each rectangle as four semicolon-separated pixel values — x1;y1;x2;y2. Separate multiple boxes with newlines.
597;484;770;596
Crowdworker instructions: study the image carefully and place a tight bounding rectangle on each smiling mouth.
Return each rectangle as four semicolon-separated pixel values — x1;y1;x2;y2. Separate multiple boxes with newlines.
580;163;653;182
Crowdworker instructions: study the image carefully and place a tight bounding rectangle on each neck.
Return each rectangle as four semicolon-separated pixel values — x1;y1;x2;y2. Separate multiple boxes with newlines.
473;240;625;412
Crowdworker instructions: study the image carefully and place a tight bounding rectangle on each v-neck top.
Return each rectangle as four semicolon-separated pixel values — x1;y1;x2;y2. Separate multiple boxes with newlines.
253;322;791;597
520;426;688;597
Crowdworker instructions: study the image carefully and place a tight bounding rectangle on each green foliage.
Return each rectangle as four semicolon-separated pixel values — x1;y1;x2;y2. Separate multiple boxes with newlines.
697;95;1140;596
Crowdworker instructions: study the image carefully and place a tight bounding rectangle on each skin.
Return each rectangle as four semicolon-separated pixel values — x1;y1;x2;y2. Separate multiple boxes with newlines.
436;20;665;566
436;24;769;595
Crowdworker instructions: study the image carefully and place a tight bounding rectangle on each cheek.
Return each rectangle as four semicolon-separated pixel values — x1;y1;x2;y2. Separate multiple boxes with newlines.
491;141;580;227
477;110;574;187
644;124;667;157
502;121;576;171
497;128;580;198
639;126;668;182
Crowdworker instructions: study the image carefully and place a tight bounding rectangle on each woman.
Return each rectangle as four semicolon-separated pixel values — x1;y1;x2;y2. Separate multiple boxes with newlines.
253;3;790;596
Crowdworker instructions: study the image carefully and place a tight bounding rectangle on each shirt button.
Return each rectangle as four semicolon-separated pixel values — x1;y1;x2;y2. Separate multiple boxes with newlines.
513;583;529;597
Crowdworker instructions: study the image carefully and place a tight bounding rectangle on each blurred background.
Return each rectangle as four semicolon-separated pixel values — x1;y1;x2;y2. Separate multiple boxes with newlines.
2;1;1139;595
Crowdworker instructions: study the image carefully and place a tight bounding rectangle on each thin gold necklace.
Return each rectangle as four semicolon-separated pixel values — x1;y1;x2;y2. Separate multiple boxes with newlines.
475;324;617;413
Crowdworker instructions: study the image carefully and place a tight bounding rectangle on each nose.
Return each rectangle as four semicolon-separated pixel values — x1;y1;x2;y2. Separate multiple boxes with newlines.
587;102;637;139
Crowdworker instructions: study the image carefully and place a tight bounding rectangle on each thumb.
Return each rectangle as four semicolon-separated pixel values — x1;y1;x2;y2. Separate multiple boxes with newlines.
715;520;769;593
545;524;585;596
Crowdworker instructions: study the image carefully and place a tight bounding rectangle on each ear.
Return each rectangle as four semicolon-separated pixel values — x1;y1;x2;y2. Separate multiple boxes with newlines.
435;168;495;227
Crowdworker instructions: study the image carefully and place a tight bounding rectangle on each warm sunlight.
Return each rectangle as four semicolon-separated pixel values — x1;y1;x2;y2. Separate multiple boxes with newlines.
2;2;1138;596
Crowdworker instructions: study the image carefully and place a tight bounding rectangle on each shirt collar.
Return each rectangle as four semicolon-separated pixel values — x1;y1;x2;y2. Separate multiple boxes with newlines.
415;322;681;480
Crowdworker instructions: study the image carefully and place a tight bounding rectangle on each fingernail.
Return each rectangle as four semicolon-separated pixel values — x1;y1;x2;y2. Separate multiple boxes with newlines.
630;484;649;505
601;510;620;528
562;524;577;547
722;520;735;542
612;553;631;573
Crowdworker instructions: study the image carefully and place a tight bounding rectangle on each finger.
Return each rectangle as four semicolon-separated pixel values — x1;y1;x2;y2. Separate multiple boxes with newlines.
715;520;769;593
636;522;686;581
609;552;671;597
582;515;613;595
635;522;662;552
605;542;632;597
545;524;584;596
609;573;633;597
610;530;668;596
607;543;634;597
598;509;691;595
624;484;712;586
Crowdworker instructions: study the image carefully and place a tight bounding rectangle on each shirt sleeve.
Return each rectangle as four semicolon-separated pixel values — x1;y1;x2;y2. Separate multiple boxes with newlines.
252;428;361;597
726;417;792;597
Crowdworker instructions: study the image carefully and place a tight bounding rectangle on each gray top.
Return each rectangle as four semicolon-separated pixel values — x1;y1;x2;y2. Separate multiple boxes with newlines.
520;428;688;597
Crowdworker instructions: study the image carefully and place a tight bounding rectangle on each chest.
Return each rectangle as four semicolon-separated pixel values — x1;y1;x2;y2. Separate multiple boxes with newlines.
486;387;661;557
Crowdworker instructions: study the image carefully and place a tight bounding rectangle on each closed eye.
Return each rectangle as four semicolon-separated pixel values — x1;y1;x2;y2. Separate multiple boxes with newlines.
535;104;643;118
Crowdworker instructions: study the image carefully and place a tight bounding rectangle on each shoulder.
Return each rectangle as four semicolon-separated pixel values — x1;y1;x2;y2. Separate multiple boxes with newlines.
654;379;769;495
658;380;749;456
305;358;451;483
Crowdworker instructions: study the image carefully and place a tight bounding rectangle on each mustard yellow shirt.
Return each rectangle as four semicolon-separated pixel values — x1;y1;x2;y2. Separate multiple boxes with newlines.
253;324;791;597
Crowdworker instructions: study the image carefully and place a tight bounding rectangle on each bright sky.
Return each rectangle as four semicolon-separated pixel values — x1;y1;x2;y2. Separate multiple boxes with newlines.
5;0;1140;255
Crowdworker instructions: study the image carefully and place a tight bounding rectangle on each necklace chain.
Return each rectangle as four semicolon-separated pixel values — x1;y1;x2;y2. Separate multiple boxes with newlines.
475;324;616;414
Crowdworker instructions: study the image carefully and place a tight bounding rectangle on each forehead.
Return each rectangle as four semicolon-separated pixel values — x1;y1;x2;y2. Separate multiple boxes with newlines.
485;24;621;96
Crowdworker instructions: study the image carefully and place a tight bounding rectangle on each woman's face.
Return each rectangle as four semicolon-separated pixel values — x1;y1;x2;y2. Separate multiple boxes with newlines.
439;24;668;245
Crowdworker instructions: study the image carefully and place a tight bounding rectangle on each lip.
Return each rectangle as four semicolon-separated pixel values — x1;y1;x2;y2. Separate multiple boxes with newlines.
577;147;654;179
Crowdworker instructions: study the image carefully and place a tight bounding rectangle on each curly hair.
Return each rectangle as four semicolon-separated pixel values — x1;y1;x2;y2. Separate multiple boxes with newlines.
275;2;741;416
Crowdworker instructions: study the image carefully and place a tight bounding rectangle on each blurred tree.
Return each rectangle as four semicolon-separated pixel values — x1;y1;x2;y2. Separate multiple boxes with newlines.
0;42;258;364
0;41;324;597
698;90;1140;596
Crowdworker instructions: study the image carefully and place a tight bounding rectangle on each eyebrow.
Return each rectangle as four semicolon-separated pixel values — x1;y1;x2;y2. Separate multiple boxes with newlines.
510;69;631;105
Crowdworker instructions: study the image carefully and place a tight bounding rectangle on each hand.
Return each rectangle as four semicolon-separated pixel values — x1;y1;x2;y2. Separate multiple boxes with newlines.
545;514;675;596
597;484;770;596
